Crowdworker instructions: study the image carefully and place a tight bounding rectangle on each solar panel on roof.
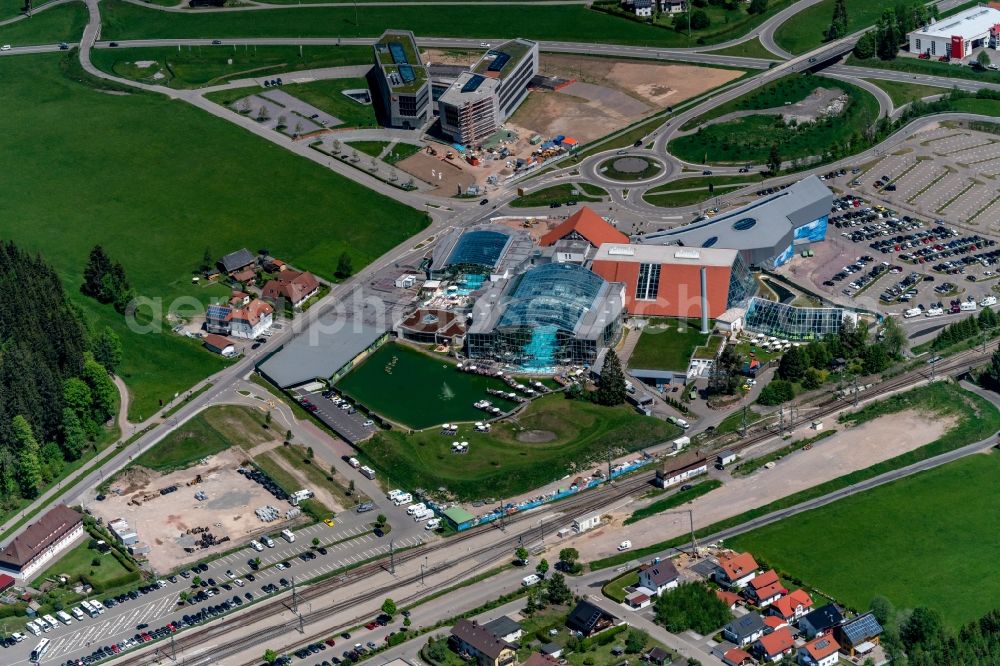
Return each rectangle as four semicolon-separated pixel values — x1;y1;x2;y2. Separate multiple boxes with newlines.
207;305;231;319
461;74;486;93
388;41;408;64
398;64;415;83
488;52;510;72
842;614;883;643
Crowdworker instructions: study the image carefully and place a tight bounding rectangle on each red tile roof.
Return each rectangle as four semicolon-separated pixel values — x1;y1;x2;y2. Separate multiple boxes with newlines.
203;334;232;351
763;616;786;630
771;589;813;619
539;207;628;248
231;299;273;327
262;270;321;306
718;551;759;582
804;636;840;660
0;573;14;591
522;654;558;666
0;505;82;570
716;590;741;607
722;647;753;665
750;570;780;590
757;627;794;657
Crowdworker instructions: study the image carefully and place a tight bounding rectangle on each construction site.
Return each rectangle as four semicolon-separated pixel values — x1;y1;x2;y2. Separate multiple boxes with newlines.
92;448;304;573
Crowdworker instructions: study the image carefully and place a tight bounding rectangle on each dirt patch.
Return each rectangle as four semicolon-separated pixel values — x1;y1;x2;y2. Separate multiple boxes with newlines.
516;430;557;443
568;409;956;561
396;150;477;196
92;447;302;573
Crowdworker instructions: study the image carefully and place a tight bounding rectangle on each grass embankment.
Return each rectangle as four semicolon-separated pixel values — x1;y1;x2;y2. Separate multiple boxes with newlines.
0;54;427;419
271;444;364;508
681;73;828;130
861;78;949;107
361;394;679;500
729;452;1000;628
643;174;763;207
101;0;787;48
624;480;723;526
703;37;780;60
590;382;1000;570
511;183;606;208
629;320;709;371
89;45;371;89
598;156;662;181
0;1;88;45
36;540;134;590
134;406;272;471
772;0;886;54
670;77;879;165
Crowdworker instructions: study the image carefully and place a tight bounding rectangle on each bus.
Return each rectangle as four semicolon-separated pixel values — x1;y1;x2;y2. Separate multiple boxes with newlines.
31;637;50;661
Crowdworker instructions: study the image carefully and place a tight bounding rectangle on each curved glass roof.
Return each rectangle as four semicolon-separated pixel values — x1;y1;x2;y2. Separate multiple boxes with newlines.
733;217;757;231
445;229;511;269
498;264;606;333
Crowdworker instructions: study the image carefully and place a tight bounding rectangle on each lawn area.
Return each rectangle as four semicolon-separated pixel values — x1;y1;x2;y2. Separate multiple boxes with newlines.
644;186;745;208
101;0;790;47
36;540;134;589
134;405;271;471
772;0;885;54
681;73;836;130
629;320;709;371
602;570;639;603
361;393;679;499
0;54;427;419
272;443;362;508
348;140;391;158
703;37;780;60
590;382;1000;571
669;78;879;165
646;174;762;194
0;1;88;45
89;45;371;89
274;77;377;128
729;452;1000;627
598;156;662;181
384;142;423;165
336;342;524;429
510;183;606;208
861;78;949;107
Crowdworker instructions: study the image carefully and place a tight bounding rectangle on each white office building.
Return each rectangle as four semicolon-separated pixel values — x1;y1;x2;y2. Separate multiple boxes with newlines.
908;6;1000;59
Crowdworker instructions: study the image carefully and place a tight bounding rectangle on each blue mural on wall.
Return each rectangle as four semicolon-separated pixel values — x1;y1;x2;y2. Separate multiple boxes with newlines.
793;215;829;243
773;243;796;268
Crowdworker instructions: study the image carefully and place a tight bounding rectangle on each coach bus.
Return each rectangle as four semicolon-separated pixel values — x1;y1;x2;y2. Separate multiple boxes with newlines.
31;637;50;661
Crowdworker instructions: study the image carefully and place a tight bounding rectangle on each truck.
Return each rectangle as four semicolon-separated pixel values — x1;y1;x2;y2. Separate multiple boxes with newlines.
672;436;690;451
290;489;314;506
903;308;922;318
387;489;404;500
359;466;376;480
56;610;73;625
281;529;296;543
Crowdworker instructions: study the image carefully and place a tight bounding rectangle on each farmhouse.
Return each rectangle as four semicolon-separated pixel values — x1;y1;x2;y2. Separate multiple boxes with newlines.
0;504;84;581
450;619;516;666
262;270;321;308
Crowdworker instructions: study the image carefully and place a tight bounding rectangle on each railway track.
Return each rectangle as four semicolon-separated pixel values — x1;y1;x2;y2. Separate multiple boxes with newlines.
123;341;995;665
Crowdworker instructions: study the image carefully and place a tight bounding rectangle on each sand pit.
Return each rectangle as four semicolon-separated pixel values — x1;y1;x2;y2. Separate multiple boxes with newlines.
568;409;956;561
92;448;300;573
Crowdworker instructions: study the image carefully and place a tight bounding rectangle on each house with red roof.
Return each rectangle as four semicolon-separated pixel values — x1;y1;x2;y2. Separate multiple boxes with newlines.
721;647;753;666
763;615;787;632
769;589;813;623
715;551;759;589
262;270;321;308
230;299;273;339
745;569;788;607
539;207;628;249
798;635;840;666
716;589;741;610
753;626;794;663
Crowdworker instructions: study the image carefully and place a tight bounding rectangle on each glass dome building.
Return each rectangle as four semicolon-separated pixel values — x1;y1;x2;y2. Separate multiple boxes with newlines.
466;263;625;369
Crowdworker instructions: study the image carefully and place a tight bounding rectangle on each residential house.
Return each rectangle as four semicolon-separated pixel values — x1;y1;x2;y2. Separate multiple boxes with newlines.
229;290;250;307
637;560;680;595
0;505;84;581
660;0;686;12
769;589;813;623
643;647;671;666
203;333;235;356
633;0;652;16
566;600;617;637
262;270;321;308
745;570;787;608
833;612;883;657
715;551;759;589
798;604;844;639
753;626;794;663
721;647;754;666
716;589;741;610
450;619;517;666
483;616;523;643
723;612;766;647
218;248;257;276
763;616;787;632
798;636;840;666
206;304;233;335
230;300;273;339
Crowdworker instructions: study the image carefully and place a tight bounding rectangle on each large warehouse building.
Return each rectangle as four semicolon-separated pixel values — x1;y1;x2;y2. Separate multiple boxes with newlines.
637;176;833;269
466;263;625;369
438;39;539;145
371;30;432;129
590;244;756;323
907;6;1000;59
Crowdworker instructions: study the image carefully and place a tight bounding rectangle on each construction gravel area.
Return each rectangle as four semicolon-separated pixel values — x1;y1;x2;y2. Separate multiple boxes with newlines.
92;448;299;573
566;409;954;562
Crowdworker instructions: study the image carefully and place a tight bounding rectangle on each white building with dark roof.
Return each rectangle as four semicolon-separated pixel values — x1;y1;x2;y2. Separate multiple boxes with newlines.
0;505;84;581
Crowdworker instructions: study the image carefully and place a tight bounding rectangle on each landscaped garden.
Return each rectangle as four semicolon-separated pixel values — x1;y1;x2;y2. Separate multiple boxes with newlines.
360;392;679;499
598;156;663;181
511;183;606;208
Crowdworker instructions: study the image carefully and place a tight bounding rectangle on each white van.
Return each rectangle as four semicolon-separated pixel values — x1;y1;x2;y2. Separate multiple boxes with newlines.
281;529;296;543
521;574;541;587
617;540;632;551
393;493;412;506
406;503;426;516
903;308;921;318
675;418;690;430
250;540;264;552
348;457;361;469
71;607;86;622
262;536;275;548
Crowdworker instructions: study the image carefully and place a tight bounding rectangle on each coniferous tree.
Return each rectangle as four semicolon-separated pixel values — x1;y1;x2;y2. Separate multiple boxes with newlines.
826;0;848;40
595;351;627;406
12;415;42;498
93;327;123;375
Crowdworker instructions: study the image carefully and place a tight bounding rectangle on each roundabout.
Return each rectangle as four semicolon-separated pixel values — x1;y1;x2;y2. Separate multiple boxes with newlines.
597;155;665;182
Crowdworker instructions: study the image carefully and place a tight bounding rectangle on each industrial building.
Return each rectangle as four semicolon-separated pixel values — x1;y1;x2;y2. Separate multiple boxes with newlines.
637;176;833;269
438;39;539;145
466;263;625;370
590;244;756;322
907;6;1000;59
257;319;390;388
429;225;535;280
371;30;432;129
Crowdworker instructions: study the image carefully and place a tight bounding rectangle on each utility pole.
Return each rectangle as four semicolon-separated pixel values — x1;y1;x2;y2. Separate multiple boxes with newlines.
389;539;395;574
778;406;784;435
606;448;613;485
853;375;860;407
740;402;748;438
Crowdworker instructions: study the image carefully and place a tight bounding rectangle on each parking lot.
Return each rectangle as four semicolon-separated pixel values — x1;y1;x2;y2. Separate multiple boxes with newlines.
294;389;375;444
228;88;341;136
